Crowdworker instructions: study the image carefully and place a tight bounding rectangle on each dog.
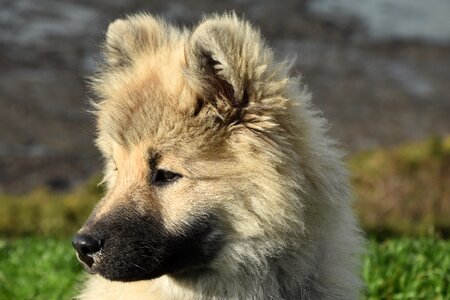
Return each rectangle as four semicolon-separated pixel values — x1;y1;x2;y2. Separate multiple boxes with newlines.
72;13;364;299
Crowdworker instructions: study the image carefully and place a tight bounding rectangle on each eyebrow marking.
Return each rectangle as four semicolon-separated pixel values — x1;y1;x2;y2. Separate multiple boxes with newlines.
148;150;161;172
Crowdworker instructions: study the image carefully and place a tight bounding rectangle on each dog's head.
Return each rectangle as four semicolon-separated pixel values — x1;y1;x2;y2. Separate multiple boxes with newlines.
73;13;312;282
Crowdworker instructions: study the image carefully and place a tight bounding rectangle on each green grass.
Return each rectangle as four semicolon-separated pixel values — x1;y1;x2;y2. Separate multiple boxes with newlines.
0;237;448;299
364;238;450;299
0;238;84;300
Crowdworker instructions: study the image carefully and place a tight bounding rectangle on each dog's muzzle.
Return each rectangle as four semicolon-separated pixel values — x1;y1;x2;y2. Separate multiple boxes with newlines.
72;205;225;281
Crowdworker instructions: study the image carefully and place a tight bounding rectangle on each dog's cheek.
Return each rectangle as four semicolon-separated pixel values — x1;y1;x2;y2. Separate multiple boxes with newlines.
161;214;226;275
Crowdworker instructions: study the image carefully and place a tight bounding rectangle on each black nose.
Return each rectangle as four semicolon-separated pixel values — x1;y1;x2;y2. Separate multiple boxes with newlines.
72;234;103;267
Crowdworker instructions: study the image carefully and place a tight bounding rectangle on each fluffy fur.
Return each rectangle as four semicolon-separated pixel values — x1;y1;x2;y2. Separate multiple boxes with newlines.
76;12;364;299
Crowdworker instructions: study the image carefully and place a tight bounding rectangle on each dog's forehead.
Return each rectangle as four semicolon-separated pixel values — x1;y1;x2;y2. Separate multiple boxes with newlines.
97;46;196;148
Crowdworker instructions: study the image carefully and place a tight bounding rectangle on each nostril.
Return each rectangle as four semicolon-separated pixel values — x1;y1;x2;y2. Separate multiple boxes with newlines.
74;234;102;254
72;234;103;267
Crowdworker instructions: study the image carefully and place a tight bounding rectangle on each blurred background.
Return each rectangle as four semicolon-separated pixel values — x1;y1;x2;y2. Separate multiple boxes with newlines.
0;0;449;299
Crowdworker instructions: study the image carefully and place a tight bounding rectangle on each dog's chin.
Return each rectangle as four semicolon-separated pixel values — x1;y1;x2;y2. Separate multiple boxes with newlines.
75;252;162;282
88;257;198;282
96;267;161;282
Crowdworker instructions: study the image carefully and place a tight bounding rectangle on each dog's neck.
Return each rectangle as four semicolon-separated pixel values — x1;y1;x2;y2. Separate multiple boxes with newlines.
147;252;316;299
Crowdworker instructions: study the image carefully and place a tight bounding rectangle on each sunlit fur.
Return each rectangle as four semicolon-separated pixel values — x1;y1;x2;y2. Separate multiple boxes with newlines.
77;12;364;299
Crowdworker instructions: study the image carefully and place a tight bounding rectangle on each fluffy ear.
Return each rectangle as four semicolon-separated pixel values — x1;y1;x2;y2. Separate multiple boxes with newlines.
185;13;288;129
104;14;166;68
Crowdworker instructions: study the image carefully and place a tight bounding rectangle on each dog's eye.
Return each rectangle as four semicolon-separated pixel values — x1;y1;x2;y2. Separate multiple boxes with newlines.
152;169;182;186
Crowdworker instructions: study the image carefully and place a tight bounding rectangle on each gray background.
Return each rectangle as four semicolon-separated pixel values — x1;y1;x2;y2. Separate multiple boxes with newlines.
1;0;449;192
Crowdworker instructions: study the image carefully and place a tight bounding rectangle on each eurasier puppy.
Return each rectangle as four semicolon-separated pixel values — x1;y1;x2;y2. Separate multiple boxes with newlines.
73;13;363;300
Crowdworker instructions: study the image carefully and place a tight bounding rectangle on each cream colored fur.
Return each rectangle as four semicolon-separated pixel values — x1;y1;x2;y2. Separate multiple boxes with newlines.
78;12;364;300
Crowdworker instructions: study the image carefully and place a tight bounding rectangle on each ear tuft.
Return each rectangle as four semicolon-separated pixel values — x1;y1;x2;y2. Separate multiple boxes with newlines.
104;14;165;68
185;13;285;128
105;19;136;67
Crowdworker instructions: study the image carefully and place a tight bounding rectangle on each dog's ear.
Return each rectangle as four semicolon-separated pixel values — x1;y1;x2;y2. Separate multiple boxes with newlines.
104;14;165;68
185;13;289;129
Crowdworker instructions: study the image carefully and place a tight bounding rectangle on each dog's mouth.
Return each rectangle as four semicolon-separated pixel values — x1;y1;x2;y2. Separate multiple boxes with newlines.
74;250;101;274
73;207;225;282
